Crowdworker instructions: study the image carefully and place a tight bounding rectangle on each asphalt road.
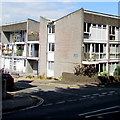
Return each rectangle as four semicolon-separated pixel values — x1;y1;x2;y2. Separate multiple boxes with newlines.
2;81;120;120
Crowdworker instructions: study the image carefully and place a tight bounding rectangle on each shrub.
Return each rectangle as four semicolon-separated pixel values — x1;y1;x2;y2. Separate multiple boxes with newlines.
26;75;34;79
98;72;109;76
74;64;97;77
37;73;46;79
46;77;53;80
114;66;120;76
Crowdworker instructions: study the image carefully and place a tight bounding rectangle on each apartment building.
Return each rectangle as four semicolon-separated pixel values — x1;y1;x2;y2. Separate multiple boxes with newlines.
0;8;120;77
39;8;120;78
0;19;40;75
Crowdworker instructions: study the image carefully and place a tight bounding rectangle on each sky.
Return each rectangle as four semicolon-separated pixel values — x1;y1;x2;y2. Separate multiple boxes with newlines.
0;0;120;25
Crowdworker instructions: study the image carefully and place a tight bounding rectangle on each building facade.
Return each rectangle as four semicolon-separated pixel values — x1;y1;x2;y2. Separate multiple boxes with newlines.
0;9;120;77
0;19;40;75
39;8;120;78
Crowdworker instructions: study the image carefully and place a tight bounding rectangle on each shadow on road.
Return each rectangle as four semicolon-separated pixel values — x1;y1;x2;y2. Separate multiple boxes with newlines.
9;80;37;92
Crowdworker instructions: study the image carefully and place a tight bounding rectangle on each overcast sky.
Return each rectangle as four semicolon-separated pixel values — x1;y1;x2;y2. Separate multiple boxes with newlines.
0;0;119;25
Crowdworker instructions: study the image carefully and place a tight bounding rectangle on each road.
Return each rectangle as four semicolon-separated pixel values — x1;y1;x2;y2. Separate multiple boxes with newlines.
2;81;120;120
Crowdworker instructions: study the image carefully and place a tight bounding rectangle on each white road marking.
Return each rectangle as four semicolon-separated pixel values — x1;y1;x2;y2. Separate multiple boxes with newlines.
109;91;116;93
78;105;120;116
82;95;87;98
101;92;107;95
85;111;120;118
42;103;53;106
90;96;95;99
67;99;77;102
98;94;105;97
92;93;99;96
56;91;79;96
56;101;65;104
107;93;114;96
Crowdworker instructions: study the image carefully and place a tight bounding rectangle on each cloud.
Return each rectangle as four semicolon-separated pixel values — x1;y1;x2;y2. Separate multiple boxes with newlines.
1;2;77;25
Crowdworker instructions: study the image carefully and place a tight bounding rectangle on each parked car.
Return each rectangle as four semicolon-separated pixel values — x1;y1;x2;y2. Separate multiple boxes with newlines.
2;73;14;90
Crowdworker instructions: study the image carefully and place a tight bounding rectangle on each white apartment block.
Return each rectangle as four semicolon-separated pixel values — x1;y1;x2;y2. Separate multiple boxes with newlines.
0;19;40;75
0;9;120;77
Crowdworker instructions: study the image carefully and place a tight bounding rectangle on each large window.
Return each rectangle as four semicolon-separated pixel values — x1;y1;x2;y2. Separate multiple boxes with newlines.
84;23;91;32
48;43;55;52
84;43;106;60
110;44;120;58
48;25;55;34
109;26;115;40
84;23;91;39
48;61;54;70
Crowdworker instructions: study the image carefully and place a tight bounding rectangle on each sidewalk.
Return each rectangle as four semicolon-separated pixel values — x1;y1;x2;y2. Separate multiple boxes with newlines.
30;79;99;89
2;92;44;113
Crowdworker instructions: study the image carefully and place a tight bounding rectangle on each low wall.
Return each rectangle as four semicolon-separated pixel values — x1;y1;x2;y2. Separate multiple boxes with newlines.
62;72;120;84
62;72;100;83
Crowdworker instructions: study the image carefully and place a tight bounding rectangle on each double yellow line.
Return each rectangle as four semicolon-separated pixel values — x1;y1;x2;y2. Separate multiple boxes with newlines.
31;82;80;89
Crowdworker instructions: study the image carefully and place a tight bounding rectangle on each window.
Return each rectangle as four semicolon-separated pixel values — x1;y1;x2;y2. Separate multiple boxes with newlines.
92;24;96;28
103;25;106;29
100;44;103;53
48;43;55;52
48;24;55;34
95;44;99;53
110;36;115;40
48;61;54;70
84;43;90;52
98;24;102;28
84;33;89;39
116;27;119;30
87;23;91;32
52;25;55;33
109;26;115;40
84;22;86;32
84;22;91;32
109;26;115;35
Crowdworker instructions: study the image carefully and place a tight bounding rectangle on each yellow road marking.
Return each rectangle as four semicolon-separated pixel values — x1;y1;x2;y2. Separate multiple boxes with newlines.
31;82;80;89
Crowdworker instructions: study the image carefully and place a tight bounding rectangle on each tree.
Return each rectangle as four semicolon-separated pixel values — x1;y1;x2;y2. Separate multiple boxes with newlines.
114;66;120;76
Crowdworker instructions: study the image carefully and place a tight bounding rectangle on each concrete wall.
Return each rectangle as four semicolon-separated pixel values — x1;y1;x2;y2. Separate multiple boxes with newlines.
62;72;100;83
28;19;40;35
84;12;120;27
39;17;48;76
2;22;27;32
54;9;84;78
26;60;33;74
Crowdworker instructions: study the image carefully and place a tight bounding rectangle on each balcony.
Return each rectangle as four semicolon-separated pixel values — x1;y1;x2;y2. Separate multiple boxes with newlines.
2;49;13;56
10;31;26;43
84;52;106;61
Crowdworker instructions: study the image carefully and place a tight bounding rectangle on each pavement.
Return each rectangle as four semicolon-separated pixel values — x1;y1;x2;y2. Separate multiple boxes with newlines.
2;78;120;114
2;92;44;113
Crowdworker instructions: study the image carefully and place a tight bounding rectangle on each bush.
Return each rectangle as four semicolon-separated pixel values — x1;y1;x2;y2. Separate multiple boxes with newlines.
37;74;46;79
26;75;34;79
98;72;109;76
114;66;120;76
74;64;97;77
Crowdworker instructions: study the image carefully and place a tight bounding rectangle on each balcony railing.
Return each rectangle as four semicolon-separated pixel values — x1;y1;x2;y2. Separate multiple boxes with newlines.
28;34;39;41
84;52;106;61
